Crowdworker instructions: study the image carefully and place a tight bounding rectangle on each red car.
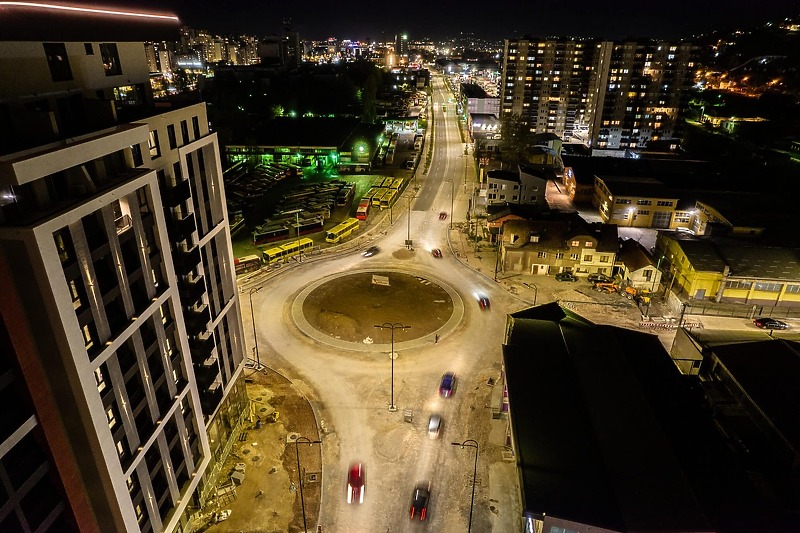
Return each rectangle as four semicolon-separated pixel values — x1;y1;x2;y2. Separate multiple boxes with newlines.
347;463;365;504
431;248;442;258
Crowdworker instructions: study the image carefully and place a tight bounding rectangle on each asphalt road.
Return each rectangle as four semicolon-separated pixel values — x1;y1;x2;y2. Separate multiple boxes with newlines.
245;74;523;532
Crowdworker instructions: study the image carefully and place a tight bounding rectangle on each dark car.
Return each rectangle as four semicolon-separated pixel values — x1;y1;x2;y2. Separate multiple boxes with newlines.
431;248;442;258
477;295;490;310
347;462;365;504
362;246;379;258
587;273;613;284
439;372;456;397
555;271;578;282
409;481;431;520
753;317;789;330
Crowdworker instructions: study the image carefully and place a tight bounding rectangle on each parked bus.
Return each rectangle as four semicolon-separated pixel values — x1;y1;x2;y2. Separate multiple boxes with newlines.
252;224;290;245
385;148;395;165
371;188;387;208
390;178;404;190
336;185;355;207
356;199;371;221
262;237;314;264
325;217;360;243
234;255;262;276
380;177;394;188
380;188;398;209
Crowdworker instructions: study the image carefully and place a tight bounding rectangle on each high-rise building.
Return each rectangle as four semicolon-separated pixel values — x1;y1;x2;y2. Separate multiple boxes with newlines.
0;4;247;531
501;38;696;154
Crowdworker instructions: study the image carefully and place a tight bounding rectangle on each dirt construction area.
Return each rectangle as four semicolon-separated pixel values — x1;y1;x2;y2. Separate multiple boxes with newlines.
301;271;454;343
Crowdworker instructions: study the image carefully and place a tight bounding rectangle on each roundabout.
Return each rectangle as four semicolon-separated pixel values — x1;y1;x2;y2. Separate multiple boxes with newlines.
291;268;465;352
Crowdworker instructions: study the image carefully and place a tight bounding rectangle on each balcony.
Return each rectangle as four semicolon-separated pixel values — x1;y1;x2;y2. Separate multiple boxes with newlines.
164;178;192;208
169;212;196;243
174;245;201;277
184;303;210;337
178;275;206;307
189;333;215;363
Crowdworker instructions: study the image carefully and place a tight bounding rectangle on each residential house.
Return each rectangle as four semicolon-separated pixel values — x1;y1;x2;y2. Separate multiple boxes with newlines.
617;238;662;290
501;212;618;277
486;166;547;207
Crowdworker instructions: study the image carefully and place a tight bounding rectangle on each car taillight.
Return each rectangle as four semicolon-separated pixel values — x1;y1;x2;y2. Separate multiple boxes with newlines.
410;507;415;518
421;508;427;520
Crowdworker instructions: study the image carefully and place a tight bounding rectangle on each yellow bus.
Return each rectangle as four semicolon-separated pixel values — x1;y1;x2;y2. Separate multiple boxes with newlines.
390;177;404;190
371;188;387;208
380;188;397;209
262;237;314;264
380;177;394;188
325;217;360;243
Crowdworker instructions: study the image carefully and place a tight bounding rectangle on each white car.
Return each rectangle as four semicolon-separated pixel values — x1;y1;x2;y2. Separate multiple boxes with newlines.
427;414;441;439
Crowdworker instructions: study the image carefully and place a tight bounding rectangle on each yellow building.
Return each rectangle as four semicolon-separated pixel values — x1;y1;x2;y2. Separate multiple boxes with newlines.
656;232;800;307
593;175;695;230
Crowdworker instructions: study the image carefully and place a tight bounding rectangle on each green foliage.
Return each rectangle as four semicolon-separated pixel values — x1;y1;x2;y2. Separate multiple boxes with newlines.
499;113;530;165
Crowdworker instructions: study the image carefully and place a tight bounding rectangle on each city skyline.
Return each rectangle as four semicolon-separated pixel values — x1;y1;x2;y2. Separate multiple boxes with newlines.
71;0;798;40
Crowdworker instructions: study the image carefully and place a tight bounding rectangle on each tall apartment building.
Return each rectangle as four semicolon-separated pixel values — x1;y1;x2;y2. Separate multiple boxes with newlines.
0;5;246;532
501;38;696;153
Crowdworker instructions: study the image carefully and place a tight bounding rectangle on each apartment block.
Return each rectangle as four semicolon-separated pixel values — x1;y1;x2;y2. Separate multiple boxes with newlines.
0;5;246;532
501;38;696;153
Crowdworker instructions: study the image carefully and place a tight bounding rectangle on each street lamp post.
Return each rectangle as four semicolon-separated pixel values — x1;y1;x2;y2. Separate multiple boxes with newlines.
374;322;410;412
293;436;321;533
248;287;263;369
446;178;455;229
405;193;414;249
451;439;479;533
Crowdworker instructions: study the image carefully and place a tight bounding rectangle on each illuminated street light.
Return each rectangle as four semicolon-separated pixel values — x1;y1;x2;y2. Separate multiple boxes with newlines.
451;439;479;532
374;323;410;411
292;436;322;533
248;287;263;369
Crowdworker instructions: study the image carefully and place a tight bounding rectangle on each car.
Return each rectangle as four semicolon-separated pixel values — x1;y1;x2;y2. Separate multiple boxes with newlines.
477;295;490;310
427;414;442;439
404;160;415;169
587;273;613;284
438;211;447;220
753;317;789;330
555;271;578;282
439;372;456;397
346;462;365;504
362;246;379;258
409;481;431;520
431;248;442;258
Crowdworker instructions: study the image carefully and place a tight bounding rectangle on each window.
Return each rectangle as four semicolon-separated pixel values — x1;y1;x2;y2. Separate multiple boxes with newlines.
99;43;122;76
140;132;158;165
43;42;73;82
583;255;593;262
584;241;593;247
537;252;547;258
84;43;94;55
130;143;143;167
570;240;579;247
167;124;177;149
656;200;674;207
555;253;564;259
785;284;800;294
726;280;752;290
180;120;189;144
192;116;201;138
94;367;106;393
637;199;651;205
754;281;782;292
615;198;632;204
570;253;579;260
643;269;652;281
600;255;609;263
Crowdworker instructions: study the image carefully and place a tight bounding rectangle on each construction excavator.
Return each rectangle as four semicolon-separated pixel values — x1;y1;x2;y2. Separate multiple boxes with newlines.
622;286;653;305
592;282;619;293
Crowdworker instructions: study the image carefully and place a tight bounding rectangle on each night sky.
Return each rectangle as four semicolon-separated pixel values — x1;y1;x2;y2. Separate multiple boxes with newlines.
77;1;798;41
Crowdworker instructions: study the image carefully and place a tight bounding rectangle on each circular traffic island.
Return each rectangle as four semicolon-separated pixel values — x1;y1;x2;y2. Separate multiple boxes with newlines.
300;271;455;345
